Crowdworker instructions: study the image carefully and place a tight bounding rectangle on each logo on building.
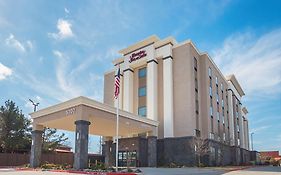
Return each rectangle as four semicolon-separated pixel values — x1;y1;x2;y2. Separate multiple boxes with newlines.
129;50;147;63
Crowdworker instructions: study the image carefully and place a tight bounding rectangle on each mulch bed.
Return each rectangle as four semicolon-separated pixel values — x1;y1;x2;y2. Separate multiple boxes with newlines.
16;168;137;175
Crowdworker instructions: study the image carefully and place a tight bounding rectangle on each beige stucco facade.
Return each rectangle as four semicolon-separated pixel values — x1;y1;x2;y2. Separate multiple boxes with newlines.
105;35;250;150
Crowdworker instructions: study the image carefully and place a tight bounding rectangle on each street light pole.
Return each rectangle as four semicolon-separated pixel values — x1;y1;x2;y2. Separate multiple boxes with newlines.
251;132;254;151
29;99;39;112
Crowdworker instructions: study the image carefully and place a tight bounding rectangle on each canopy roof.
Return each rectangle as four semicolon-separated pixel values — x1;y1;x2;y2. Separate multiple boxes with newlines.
30;96;158;137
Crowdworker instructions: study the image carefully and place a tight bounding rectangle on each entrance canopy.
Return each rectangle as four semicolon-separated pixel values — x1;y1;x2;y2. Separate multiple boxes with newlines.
30;96;158;137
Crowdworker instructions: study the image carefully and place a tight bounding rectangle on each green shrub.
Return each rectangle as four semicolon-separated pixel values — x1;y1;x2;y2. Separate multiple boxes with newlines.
89;162;106;170
41;163;58;169
40;163;71;170
199;163;206;167
127;168;133;172
168;162;177;168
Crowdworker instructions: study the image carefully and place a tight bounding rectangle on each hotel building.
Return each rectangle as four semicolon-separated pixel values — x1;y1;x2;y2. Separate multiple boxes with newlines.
29;35;252;169
104;35;250;166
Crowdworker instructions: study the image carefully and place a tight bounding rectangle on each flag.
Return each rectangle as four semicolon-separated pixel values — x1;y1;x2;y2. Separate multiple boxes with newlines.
114;68;120;99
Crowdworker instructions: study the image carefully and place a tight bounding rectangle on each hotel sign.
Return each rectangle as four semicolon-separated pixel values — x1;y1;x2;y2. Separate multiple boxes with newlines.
129;50;147;63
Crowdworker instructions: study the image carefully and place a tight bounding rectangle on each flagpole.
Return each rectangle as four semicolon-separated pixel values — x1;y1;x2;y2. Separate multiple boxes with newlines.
115;77;119;172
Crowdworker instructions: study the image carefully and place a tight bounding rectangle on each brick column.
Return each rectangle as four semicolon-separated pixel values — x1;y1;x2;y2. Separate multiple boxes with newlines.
30;130;43;168
74;120;91;170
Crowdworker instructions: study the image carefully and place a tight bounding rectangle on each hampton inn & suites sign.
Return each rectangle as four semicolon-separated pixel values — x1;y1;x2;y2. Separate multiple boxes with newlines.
129;50;147;63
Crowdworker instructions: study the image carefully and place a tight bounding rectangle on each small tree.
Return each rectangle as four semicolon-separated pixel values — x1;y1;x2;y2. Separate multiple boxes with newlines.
42;127;68;152
194;138;210;167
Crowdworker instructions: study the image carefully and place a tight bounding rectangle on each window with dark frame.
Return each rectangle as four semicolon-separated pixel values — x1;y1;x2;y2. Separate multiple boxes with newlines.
138;67;146;78
138;106;146;117
138;86;146;97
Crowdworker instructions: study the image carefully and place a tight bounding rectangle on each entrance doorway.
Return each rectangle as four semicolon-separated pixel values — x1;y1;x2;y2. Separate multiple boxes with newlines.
118;150;137;167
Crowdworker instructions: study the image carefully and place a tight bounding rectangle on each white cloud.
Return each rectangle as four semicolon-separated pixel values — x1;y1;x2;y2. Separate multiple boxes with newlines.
5;34;26;52
64;8;70;14
250;125;271;134
26;40;33;50
0;62;12;80
49;18;74;40
53;50;82;98
53;50;64;58
212;28;281;97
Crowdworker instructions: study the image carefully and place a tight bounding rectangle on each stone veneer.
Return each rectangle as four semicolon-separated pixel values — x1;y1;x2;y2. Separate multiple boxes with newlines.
102;136;252;167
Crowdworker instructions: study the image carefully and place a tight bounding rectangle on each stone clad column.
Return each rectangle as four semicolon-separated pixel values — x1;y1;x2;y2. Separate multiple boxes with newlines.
30;124;44;168
147;136;157;167
163;56;174;137
147;59;158;121
74;120;91;170
123;68;134;113
102;137;114;167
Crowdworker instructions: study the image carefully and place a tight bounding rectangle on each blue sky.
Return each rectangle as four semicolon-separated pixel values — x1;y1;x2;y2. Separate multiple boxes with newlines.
0;0;281;153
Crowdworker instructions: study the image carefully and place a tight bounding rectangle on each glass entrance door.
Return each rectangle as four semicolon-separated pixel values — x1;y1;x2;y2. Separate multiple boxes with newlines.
118;150;137;167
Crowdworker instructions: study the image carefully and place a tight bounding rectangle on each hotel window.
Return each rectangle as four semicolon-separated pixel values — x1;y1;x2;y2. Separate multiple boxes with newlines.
194;57;198;71
222;115;225;124
195;79;198;90
194;129;201;137
209;132;215;140
215;76;218;85
138;67;146;78
208;67;212;77
221;83;224;91
211;116;214;132
194;57;199;130
195;100;199;114
210;106;213;116
138;106;146;117
210;97;213;116
138;86;146;97
217;112;220;121
223;133;226;141
209;78;212;97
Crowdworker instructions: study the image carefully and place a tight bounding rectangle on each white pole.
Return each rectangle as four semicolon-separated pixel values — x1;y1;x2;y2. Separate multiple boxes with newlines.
115;96;119;172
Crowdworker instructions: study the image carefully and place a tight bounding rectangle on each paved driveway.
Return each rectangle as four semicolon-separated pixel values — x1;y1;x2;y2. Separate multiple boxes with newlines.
140;166;281;175
0;166;280;175
0;169;78;175
140;167;224;175
225;166;281;175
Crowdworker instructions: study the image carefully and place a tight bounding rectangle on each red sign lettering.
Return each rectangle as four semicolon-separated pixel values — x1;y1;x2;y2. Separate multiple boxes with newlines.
129;50;147;63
